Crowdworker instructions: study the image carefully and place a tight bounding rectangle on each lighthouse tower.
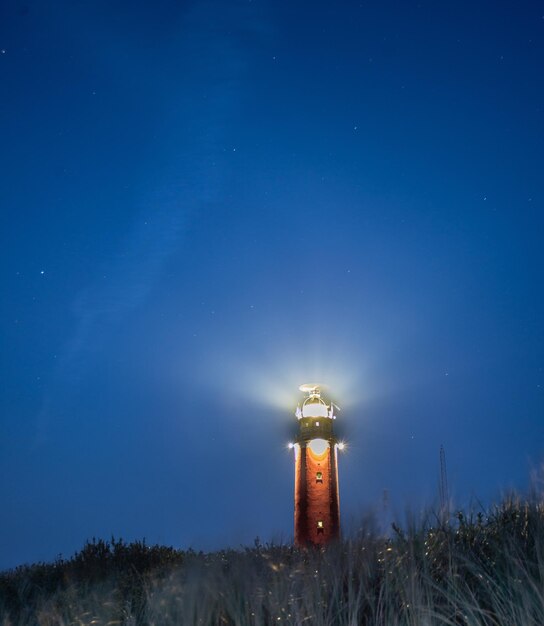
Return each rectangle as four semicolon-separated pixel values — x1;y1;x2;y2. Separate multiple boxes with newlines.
292;384;342;546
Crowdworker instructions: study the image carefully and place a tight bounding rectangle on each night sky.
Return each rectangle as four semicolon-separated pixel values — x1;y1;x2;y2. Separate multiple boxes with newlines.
1;0;544;570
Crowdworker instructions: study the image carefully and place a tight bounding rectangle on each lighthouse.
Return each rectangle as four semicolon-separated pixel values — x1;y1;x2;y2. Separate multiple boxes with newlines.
291;384;342;546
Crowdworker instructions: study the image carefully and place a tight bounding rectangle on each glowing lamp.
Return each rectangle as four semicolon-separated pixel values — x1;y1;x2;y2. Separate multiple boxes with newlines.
308;438;329;455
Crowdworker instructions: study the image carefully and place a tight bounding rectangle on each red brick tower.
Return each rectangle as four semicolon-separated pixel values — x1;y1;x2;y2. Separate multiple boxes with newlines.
292;384;342;547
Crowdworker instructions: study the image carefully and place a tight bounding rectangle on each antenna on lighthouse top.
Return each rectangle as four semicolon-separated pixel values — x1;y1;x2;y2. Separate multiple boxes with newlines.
299;383;325;397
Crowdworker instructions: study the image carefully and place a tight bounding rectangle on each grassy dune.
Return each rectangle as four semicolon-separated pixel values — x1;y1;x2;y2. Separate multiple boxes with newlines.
2;496;544;625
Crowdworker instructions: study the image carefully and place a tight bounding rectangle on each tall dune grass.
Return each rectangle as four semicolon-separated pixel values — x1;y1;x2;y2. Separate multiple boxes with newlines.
3;496;544;624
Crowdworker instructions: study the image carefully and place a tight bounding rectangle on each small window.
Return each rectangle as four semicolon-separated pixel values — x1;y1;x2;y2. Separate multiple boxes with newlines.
317;520;324;534
315;421;320;427
316;472;323;483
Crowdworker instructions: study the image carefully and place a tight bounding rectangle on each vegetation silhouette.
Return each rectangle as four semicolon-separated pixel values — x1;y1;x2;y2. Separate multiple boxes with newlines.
2;496;544;624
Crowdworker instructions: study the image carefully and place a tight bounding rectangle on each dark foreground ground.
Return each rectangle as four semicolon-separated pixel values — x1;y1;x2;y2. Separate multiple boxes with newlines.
2;497;544;625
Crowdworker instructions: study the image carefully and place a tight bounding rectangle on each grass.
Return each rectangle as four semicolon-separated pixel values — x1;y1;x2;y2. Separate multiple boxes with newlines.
2;496;544;625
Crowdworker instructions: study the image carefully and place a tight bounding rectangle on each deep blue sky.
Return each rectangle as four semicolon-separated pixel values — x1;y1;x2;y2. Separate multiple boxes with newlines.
1;0;543;569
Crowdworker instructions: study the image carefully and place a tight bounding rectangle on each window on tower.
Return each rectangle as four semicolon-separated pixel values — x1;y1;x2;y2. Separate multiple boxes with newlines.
316;472;323;483
317;520;324;534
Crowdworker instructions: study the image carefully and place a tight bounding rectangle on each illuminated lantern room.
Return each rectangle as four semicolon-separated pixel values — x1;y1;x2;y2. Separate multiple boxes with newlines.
300;388;330;418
